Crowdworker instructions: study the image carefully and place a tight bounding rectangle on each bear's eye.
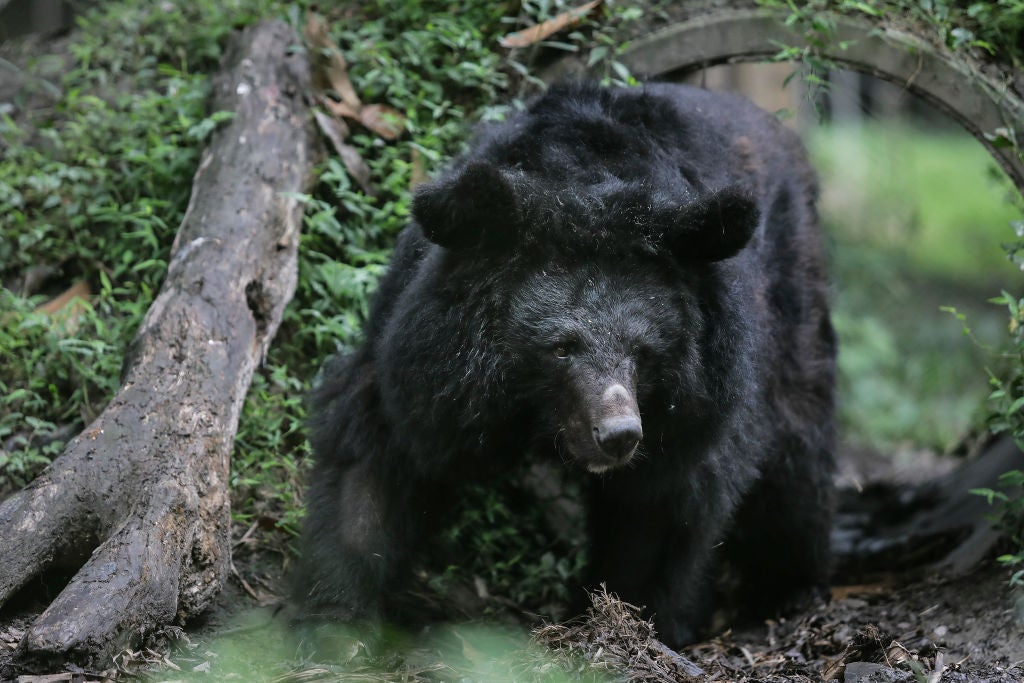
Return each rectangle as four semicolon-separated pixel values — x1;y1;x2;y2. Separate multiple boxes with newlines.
552;339;578;359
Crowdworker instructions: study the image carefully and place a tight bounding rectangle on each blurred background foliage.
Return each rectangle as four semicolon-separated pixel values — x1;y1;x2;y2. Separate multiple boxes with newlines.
811;120;1019;452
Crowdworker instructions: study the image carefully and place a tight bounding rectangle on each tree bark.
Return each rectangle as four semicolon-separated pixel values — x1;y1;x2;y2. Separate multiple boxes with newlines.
0;19;317;672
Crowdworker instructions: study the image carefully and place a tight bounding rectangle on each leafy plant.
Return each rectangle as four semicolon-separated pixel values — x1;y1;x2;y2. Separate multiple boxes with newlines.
973;472;1024;587
757;0;1024;65
432;479;587;614
0;0;274;492
986;290;1024;444
972;288;1024;587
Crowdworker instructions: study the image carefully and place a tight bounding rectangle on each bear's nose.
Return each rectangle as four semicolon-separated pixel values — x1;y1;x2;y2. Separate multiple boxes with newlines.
593;416;643;460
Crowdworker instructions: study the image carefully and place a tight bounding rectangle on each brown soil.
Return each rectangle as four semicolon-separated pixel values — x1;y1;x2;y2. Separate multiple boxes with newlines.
683;565;1024;681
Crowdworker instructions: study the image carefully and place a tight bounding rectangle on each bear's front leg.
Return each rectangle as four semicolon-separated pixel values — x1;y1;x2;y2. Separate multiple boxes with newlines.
649;536;721;648
587;480;728;648
297;456;424;624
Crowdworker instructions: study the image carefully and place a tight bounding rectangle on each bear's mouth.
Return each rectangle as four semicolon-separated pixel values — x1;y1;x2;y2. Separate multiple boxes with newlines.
583;455;628;474
556;426;641;474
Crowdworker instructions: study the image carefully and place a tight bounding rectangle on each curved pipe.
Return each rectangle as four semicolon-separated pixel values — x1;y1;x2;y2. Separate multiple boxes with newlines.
541;8;1024;193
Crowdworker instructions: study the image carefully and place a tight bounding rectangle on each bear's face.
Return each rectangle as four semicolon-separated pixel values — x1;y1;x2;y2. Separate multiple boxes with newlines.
506;260;693;473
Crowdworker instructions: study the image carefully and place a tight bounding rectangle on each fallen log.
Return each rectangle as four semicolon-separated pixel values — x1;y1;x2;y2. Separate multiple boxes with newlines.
832;435;1023;581
0;19;317;673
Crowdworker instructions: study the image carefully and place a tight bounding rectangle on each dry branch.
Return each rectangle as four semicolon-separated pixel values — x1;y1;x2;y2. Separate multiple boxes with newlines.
534;587;705;682
0;19;317;673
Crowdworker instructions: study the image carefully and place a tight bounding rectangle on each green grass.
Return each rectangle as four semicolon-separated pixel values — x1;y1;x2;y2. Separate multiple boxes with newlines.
0;1;257;492
808;121;1023;452
147;612;601;682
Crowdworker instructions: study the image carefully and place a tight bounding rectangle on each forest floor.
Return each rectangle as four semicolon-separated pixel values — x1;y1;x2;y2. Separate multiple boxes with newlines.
4;444;1021;683
685;561;1023;682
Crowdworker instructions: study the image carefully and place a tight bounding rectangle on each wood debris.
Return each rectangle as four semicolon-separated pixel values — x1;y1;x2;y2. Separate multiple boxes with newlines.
499;0;602;48
304;11;405;145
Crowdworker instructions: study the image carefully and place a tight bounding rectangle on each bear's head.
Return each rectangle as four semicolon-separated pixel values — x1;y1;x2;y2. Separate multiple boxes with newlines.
409;165;759;472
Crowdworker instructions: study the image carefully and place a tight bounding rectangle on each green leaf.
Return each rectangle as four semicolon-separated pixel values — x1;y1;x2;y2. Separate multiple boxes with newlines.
1009;395;1024;415
586;45;609;67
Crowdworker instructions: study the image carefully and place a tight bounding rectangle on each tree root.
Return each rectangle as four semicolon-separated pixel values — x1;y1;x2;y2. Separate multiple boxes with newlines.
0;19;318;673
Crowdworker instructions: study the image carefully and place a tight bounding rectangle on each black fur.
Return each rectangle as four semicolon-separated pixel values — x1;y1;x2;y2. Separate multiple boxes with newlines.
297;82;836;647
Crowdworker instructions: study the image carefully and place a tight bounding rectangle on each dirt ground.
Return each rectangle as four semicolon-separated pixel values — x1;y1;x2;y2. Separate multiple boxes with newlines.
683;564;1024;682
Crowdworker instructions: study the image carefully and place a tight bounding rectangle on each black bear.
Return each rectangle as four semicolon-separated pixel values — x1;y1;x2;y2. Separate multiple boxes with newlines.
297;82;836;647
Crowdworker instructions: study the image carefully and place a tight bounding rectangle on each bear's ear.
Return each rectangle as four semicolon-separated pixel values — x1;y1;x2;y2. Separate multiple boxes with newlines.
411;162;520;251
664;186;760;263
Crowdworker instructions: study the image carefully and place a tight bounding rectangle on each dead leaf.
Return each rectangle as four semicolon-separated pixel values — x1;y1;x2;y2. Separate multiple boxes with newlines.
336;143;375;196
453;629;489;669
821;656;846;681
884;640;913;667
34;280;90;334
359;103;405;140
831;582;893;600
313;108;349;149
499;0;601;48
303;11;361;109
313;109;375;195
321;98;405;141
35;280;90;316
304;12;406;144
928;651;945;683
321;97;361;122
